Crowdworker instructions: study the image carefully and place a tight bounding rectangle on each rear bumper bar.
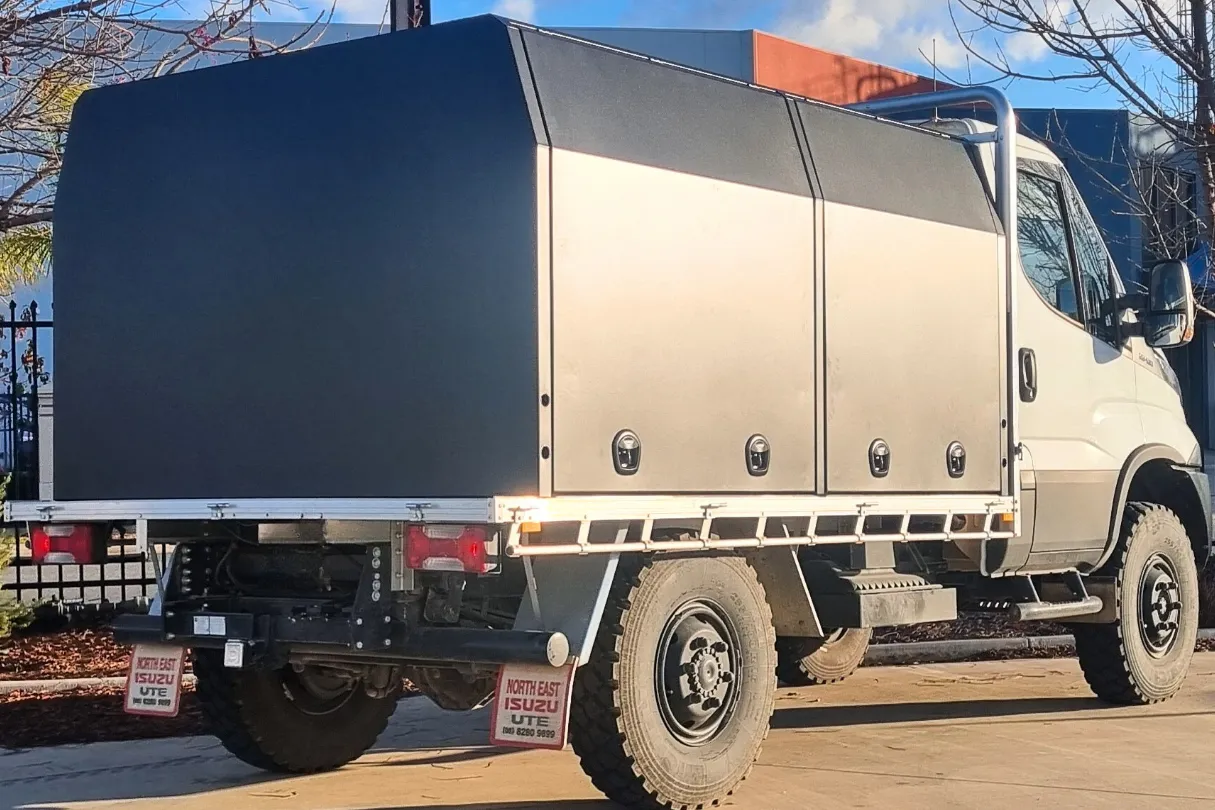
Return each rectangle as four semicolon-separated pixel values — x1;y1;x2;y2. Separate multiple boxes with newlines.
113;612;569;668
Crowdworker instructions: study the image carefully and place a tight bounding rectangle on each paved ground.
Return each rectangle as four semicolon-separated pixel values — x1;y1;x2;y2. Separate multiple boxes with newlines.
4;655;1215;810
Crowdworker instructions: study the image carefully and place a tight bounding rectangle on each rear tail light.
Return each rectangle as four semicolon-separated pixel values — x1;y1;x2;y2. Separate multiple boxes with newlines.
31;524;106;565
405;525;494;573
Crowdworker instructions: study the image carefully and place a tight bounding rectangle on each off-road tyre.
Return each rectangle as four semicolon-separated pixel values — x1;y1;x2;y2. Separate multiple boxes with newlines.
776;627;872;687
569;554;777;810
193;650;400;773
1073;503;1199;705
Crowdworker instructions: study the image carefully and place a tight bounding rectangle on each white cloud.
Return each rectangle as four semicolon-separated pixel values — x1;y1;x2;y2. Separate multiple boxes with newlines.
774;0;969;71
1004;30;1050;62
772;0;1099;73
492;0;538;22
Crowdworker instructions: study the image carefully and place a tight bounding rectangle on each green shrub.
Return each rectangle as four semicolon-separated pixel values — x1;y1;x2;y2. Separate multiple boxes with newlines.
0;533;33;638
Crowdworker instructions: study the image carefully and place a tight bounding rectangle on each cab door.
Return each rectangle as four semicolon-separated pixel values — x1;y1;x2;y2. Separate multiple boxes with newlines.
1015;161;1143;565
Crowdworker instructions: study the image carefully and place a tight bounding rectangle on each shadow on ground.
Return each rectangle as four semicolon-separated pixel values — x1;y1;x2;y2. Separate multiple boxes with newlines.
771;696;1215;730
1;698;510;810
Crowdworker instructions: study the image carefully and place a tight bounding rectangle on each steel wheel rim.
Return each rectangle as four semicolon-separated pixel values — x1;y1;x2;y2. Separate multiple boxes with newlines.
655;599;742;747
1139;553;1182;657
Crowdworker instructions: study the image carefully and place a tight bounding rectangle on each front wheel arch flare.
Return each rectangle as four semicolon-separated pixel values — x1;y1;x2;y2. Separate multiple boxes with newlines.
1092;445;1207;573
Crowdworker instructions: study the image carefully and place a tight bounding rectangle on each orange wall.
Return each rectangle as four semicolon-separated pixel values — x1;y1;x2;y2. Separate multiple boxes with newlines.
752;32;948;105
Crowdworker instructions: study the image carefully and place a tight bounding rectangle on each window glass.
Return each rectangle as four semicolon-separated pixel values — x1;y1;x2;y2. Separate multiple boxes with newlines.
1017;171;1079;322
1065;181;1117;342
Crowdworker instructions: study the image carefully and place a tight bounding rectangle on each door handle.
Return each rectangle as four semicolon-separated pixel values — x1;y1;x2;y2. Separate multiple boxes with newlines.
1019;348;1037;403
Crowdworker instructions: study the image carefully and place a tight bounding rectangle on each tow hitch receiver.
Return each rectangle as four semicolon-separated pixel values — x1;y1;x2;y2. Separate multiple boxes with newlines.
490;662;577;750
124;644;187;717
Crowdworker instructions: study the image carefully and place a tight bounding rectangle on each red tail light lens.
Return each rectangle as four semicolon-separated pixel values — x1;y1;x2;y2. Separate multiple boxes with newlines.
31;524;105;565
405;525;491;573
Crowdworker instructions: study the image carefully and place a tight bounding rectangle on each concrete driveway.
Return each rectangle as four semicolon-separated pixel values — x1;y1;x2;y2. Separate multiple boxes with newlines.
4;654;1215;810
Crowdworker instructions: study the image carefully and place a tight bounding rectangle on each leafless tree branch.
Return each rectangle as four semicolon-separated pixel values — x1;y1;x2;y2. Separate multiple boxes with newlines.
0;0;335;242
954;0;1215;277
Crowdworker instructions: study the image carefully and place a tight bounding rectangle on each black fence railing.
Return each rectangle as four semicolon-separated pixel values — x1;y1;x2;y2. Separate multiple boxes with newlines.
0;299;49;502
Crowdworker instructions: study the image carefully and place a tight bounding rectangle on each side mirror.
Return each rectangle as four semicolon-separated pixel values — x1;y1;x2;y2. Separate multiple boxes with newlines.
1143;260;1196;349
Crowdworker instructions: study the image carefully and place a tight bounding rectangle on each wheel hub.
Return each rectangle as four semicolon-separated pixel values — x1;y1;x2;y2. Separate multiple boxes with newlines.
283;665;358;715
656;600;740;746
1139;554;1183;656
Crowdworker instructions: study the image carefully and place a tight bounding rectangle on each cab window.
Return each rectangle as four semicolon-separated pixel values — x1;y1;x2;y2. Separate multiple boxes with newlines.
1017;171;1080;322
1064;180;1118;343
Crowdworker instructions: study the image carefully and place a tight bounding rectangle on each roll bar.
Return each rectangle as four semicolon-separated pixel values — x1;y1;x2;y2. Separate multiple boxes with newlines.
850;88;1021;514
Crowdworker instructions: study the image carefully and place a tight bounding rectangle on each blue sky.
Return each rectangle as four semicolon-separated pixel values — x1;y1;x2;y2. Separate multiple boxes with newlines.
310;0;1145;110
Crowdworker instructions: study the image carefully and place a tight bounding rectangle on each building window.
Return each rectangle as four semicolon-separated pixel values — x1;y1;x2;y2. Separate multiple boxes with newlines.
1142;164;1199;264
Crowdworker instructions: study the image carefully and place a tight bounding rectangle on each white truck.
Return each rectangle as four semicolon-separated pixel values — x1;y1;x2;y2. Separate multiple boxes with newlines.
12;16;1209;809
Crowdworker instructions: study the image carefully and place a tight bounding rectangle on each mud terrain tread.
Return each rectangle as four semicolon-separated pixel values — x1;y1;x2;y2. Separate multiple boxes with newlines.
569;555;774;810
1073;502;1197;706
193;650;281;771
776;628;872;687
192;651;397;773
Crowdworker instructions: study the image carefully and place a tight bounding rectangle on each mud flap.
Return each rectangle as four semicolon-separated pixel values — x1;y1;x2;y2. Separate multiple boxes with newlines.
124;644;186;717
510;524;628;666
748;546;824;637
489;662;577;750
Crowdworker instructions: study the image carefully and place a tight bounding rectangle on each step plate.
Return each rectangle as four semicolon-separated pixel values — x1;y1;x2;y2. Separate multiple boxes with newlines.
815;586;958;629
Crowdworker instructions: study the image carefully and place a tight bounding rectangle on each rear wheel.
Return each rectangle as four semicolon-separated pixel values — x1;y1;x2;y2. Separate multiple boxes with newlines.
569;555;777;810
193;651;400;773
776;627;871;686
1074;503;1199;705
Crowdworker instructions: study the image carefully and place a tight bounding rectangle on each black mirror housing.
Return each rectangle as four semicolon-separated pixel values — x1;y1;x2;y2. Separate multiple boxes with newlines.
1143;260;1196;349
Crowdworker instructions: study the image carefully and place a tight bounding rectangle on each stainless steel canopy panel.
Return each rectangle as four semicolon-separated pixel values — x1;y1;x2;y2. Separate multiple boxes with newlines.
797;102;1005;494
518;28;819;493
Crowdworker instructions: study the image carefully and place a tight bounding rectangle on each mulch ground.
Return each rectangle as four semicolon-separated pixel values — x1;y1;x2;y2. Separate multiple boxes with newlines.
0;626;140;681
2;617;1213;751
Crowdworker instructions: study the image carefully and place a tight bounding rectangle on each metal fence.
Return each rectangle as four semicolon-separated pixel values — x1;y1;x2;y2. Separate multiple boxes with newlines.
0;300;165;605
0;300;48;503
3;532;168;605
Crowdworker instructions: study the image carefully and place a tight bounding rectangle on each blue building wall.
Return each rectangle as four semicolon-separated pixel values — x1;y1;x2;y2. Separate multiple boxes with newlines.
1017;109;1142;287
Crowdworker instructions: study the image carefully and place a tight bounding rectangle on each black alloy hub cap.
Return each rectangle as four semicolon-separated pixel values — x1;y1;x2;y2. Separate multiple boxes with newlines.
656;600;741;746
1139;553;1183;656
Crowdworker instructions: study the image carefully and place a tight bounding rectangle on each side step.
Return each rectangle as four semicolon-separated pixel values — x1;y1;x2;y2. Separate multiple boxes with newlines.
1009;596;1103;622
804;564;958;628
990;572;1106;623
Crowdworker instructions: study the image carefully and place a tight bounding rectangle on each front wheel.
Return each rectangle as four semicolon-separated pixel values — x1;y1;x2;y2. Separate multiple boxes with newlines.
1073;503;1199;705
569;555;777;810
193;651;400;773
